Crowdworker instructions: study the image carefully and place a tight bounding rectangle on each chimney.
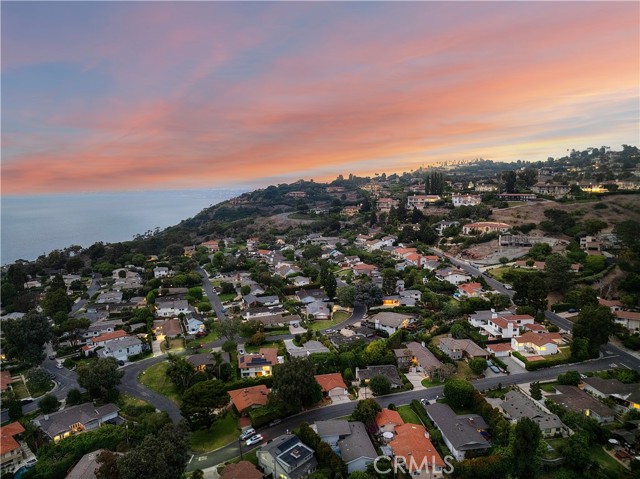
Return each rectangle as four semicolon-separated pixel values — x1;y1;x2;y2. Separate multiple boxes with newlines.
44;415;49;420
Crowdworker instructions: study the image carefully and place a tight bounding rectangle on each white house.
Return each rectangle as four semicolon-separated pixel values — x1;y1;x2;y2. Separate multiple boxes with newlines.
153;267;171;278
407;195;441;209
511;332;562;356
369;312;414;335
462;222;511;235
435;268;470;285
100;336;144;361
155;299;189;317
452;194;481;207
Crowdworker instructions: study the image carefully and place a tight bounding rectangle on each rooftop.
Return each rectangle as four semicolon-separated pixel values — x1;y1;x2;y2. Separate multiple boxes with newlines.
228;385;270;413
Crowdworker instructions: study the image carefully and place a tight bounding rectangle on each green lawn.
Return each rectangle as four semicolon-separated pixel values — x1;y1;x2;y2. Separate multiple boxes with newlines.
540;381;559;393
161;338;185;353
307;311;351;332
244;341;280;353
138;362;182;405
28;380;54;399
218;293;236;302
421;378;443;388
589;445;629;477
397;405;422;425
453;361;475;380
9;380;30;400
190;413;240;453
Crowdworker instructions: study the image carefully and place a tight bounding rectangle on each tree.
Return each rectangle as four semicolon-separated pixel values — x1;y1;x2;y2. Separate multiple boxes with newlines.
42;288;74;317
530;382;542;400
115;423;190;479
570;337;591;362
272;357;322;409
3;311;53;364
545;253;572;293
96;450;121;479
336;286;356;307
249;331;266;346
27;368;52;392
558;432;591;472
565;286;598;310
218;317;241;341
572;305;615;357
584;219;608;236
501;170;517;193
58;317;91;347
240;285;251;296
369;375;392;396
166;354;196;393
319;264;337;299
528;243;552;261
469;358;488;375
38;394;60;414
511;417;543;479
190;471;205;479
5;391;23;421
527;275;549;316
181;380;230;429
381;269;397;296
558;370;581;386
354;282;383;308
351;398;381;426
77;357;123;401
66;388;85;406
443;379;474;409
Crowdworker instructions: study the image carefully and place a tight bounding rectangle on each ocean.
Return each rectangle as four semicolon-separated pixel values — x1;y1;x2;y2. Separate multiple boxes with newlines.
1;188;245;265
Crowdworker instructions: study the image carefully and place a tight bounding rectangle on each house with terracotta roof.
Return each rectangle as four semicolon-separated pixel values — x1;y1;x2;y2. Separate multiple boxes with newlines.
220;460;263;479
314;373;348;399
0;370;14;393
238;348;279;378
614;310;640;331
388;423;446;478
1;422;26;474
228;385;270;415
462;222;511;235
200;240;220;252
87;329;128;347
457;282;483;298
598;298;624;312
375;408;404;434
511;331;563;356
486;342;513;357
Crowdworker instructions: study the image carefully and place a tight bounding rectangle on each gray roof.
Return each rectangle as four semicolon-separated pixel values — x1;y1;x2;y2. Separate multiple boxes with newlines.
501;391;566;430
156;299;188;309
34;403;119;439
423;403;490;452
439;338;488;358
261;434;317;478
103;336;142;350
338;422;377;464
187;352;230;368
315;419;352;438
371;312;413;327
583;377;628;395
548;385;615;419
306;301;330;315
396;342;443;371
356;365;402;387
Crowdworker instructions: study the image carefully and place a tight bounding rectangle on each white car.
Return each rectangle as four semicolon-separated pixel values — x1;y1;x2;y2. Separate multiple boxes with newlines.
246;434;263;446
55;362;64;369
239;428;256;441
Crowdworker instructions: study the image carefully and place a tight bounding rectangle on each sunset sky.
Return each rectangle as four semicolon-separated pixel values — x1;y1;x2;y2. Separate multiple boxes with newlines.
2;1;638;196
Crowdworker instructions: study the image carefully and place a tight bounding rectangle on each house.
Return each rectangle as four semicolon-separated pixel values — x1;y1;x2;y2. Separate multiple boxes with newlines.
394;342;443;378
314;420;352;448
185;317;205;335
99;336;144;361
238;348;279;378
457;282;483;298
352;263;378;277
337;422;378;473
435;268;470;285
80;321;123;341
438;338;488;360
306;301;331;320
1;370;14;393
220;461;263;479
244;306;286;320
33;403;120;442
499;390;569;438
153;266;171;278
377;198;399;212
314;373;348;399
153;318;182;338
155;299;189;317
423;403;490;461
433;220;460;236
407;195;441;209
257;434;317;479
200;240;220;252
291;276;311;287
341;205;360;217
66;449;122;479
452;194;481;207
582;377;640;412
369;312;414;335
244;295;280;308
598;298;624;312
255;314;302;329
475;183;498;193
95;291;123;304
511;332;563;356
227;385;270;415
531;183;570;198
479;314;535;339
462;222;511;235
389;423;446;478
284;340;330;358
486;342;513;357
614;310;640;331
0;422;25;474
276;263;302;278
187;352;230;372
88;329;128;347
547;385;616;423
286;191;306;198
496;193;537;202
355;365;403;389
375;408;404;434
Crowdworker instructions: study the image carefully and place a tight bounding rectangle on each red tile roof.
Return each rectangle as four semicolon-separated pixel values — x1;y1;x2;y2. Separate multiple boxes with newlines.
515;331;562;347
90;329;127;344
314;373;348;393
238;348;278;369
458;282;482;294
487;343;512;352
220;461;263;479
0;370;14;392
375;409;404;429
616;310;640;320
1;421;25;454
389;423;445;470
227;385;270;413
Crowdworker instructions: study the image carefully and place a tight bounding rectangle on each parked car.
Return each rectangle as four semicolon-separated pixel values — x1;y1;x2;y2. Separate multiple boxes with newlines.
117;360;125;366
55;362;64;369
246;434;263;446
48;354;56;360
239;428;256;441
25;459;37;467
48;373;55;380
21;399;33;406
268;418;282;427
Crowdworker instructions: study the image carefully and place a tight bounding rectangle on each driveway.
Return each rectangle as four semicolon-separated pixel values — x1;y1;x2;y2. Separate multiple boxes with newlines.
501;356;527;375
404;371;426;390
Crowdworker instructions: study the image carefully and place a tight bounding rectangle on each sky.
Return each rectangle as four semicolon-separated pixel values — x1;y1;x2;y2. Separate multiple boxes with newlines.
2;1;639;196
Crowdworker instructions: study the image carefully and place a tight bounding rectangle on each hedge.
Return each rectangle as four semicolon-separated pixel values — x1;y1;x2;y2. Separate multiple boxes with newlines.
249;405;281;428
223;376;273;392
512;350;573;371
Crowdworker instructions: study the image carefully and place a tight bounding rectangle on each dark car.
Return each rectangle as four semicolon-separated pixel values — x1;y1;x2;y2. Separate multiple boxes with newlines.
48;373;55;380
268;418;282;427
117;360;125;366
21;399;33;405
48;354;56;360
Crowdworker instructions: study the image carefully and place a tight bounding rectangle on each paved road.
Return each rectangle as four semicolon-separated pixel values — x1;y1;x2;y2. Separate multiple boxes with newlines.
186;354;622;471
196;266;227;321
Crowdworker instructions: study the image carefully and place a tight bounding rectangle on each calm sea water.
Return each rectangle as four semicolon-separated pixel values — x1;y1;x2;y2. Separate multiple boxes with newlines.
1;189;245;265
